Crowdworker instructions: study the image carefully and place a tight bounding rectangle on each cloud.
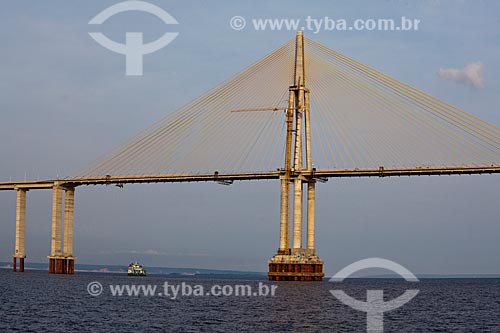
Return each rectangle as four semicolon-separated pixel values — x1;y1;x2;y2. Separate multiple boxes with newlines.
437;62;485;89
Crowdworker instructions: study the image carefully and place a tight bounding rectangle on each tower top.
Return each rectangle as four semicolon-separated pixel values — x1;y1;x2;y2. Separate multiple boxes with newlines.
294;31;305;86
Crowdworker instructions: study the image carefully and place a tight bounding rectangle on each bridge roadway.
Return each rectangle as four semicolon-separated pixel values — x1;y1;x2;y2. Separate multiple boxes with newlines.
1;165;500;190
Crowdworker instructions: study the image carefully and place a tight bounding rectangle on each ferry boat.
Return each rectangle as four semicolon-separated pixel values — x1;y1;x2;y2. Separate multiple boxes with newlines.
127;262;147;276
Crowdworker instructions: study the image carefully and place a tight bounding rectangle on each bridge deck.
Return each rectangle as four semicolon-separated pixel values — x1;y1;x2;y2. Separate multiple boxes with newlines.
1;166;499;191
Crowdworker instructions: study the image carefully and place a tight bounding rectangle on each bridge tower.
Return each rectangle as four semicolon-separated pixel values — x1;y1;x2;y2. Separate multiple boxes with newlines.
47;183;76;274
12;187;27;272
268;31;324;281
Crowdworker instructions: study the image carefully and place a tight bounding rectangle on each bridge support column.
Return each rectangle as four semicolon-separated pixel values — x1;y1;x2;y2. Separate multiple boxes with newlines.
48;185;75;274
13;188;27;272
48;185;62;273
63;187;75;274
278;178;290;254
292;179;303;249
306;182;315;251
268;178;323;281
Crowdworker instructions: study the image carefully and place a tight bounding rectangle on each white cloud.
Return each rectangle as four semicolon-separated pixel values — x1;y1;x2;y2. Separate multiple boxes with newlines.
437;62;485;89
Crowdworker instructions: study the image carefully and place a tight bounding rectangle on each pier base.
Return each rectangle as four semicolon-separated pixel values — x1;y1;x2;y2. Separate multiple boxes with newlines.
48;256;75;274
13;257;25;272
268;249;324;281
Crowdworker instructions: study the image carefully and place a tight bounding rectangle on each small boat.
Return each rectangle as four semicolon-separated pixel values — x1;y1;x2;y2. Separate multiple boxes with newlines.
127;262;147;276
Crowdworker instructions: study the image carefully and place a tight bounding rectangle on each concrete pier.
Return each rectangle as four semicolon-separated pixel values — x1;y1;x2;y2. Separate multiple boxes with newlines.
63;187;75;274
13;188;27;272
292;179;303;249
278;178;290;254
306;182;315;250
50;185;63;257
48;185;75;274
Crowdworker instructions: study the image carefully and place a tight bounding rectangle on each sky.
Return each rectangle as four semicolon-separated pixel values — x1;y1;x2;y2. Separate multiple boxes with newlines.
1;0;500;276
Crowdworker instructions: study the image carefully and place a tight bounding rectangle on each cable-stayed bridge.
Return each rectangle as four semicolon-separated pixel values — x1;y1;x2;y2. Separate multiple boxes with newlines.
2;32;500;280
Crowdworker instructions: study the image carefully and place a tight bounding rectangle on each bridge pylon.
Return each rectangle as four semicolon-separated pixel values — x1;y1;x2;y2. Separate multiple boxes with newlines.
268;31;324;281
47;183;75;274
12;187;27;272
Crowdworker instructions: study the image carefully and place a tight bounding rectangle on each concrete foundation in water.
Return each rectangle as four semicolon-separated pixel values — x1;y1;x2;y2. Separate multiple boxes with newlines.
12;257;25;272
268;249;324;281
48;257;75;274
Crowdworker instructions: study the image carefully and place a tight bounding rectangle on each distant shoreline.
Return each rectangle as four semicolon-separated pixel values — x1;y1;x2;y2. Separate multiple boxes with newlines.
0;261;266;277
2;262;500;279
